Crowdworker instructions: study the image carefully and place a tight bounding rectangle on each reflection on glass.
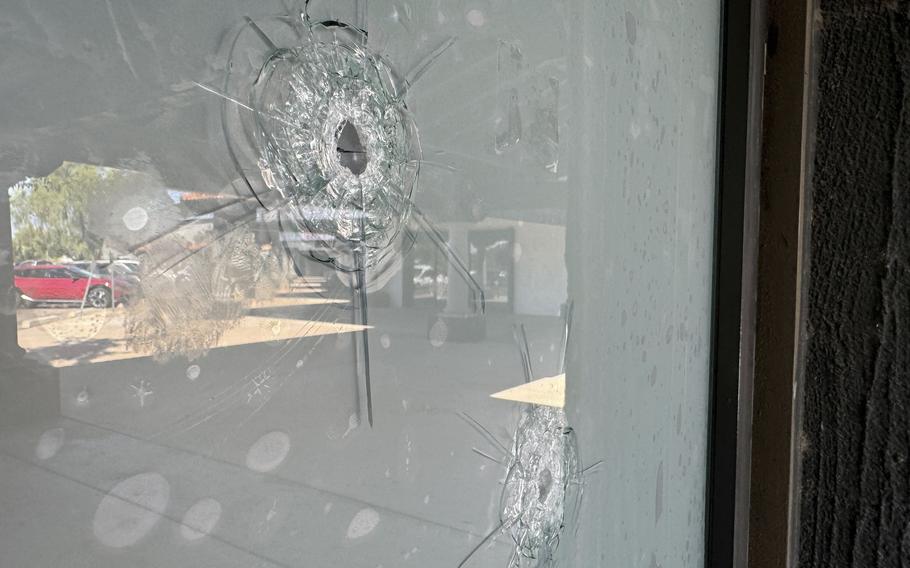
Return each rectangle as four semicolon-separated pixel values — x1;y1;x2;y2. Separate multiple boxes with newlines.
470;229;513;310
406;230;450;307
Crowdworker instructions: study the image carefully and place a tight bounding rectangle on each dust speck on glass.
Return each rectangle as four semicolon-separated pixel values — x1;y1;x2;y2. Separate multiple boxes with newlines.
0;0;721;567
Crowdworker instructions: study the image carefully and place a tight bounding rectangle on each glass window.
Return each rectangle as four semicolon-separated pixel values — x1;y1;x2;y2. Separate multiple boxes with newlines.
0;1;722;566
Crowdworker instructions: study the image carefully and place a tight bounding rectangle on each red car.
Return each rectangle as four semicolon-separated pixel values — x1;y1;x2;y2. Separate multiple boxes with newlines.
13;265;132;308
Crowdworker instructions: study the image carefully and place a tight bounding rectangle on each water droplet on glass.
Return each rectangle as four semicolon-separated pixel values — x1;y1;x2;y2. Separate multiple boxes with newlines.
186;365;201;381
296;359;304;368
75;387;90;405
380;333;391;349
122;206;149;231
93;473;170;548
180;498;222;541
466;9;486;27
245;431;291;473
35;427;65;460
346;508;380;539
323;502;333;515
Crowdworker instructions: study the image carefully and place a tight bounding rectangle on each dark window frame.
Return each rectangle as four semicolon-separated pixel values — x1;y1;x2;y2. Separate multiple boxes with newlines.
705;0;766;566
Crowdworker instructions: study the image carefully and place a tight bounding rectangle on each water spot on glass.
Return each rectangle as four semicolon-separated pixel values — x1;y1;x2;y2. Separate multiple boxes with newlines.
35;427;65;460
494;89;522;154
512;242;523;263
246;369;273;404
538;355;544;364
401;399;409;411
423;494;430;505
429;319;448;347
93;472;170;548
186;365;201;381
245;431;291;473
323;502;333;515
180;498;222;541
122;206;149;231
251;497;281;538
549;343;556;352
296;359;304;368
346;508;380;539
384;467;391;478
404;546;419;559
584;54;594;68
625;11;638;45
130;379;154;408
380;333;391;349
335;332;352;350
466;9;485;27
655;461;664;523
630;121;642;139
342;413;360;438
76;387;90;405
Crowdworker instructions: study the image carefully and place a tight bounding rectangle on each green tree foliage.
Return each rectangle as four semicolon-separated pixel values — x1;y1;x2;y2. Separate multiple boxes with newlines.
10;163;122;262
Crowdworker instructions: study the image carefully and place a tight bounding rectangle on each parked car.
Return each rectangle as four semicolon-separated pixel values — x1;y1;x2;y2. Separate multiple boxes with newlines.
68;261;141;286
14;259;54;268
13;265;133;308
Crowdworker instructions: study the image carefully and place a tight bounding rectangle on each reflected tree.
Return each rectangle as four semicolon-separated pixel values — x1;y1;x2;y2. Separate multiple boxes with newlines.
9;163;125;261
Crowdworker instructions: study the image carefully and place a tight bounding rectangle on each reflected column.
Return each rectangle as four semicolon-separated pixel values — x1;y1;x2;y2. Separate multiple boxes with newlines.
444;224;470;314
429;222;485;342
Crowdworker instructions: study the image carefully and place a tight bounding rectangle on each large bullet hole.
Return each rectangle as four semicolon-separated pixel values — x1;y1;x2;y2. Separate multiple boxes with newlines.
337;120;368;175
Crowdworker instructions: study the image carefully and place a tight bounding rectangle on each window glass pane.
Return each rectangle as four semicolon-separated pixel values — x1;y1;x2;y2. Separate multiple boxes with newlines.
0;1;721;566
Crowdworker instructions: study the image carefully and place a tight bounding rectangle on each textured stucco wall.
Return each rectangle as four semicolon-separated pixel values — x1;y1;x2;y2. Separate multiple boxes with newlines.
799;2;910;566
